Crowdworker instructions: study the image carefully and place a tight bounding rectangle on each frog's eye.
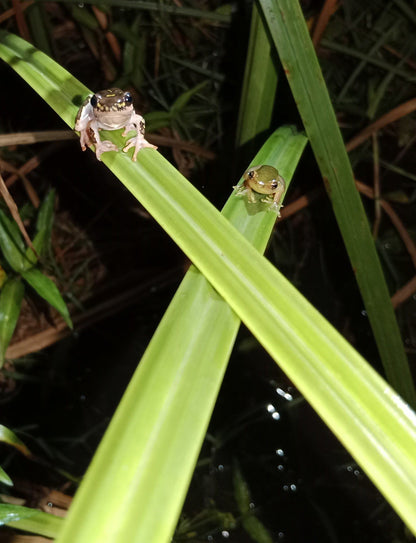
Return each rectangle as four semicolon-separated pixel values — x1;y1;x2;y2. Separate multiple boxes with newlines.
124;92;133;104
248;171;255;179
90;95;98;107
271;180;278;189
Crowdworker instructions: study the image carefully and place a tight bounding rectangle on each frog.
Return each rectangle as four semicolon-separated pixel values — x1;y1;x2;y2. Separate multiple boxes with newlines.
75;88;157;161
233;165;286;214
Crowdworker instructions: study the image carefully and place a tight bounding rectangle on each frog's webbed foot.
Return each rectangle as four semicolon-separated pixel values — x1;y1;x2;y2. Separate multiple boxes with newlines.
122;114;157;161
234;185;257;204
94;140;119;161
122;135;157;162
79;128;94;152
233;184;245;194
233;185;249;198
261;197;284;216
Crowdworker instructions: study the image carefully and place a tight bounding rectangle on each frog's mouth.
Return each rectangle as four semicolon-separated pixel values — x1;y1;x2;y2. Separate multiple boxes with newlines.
94;107;134;130
95;101;130;113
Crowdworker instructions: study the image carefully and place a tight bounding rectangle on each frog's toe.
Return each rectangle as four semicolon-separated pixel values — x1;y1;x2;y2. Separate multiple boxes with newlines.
265;199;283;216
123;137;157;161
95;140;118;160
233;185;247;195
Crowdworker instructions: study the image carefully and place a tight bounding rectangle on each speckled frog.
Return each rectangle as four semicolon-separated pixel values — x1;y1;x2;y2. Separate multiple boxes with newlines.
75;88;157;161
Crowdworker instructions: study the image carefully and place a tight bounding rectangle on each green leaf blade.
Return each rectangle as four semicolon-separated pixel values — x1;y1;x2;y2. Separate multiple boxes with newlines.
0;466;13;487
0;210;27;273
32;189;55;256
257;0;416;406
0;424;32;457
236;2;278;149
0;504;63;538
2;29;416;542
21;268;72;329
0;278;24;366
54;127;307;543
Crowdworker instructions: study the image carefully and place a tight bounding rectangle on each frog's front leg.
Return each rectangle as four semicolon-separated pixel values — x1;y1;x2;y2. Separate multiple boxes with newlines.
86;119;118;161
261;178;285;215
75;114;117;161
233;184;256;203
234;185;256;203
122;113;157;161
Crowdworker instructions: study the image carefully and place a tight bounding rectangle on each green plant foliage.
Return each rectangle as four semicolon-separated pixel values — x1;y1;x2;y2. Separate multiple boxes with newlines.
21;268;72;329
236;1;278;148
0;467;12;487
257;0;416;406
0;210;27;273
0;424;32;485
2;22;416;543
233;462;273;543
53;127;306;543
0;189;72;346
0;278;24;366
0;504;63;538
145;81;209;131
32;189;56;257
0;424;31;457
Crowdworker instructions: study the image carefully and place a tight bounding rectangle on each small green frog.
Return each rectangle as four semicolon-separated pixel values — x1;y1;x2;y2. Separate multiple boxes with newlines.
234;165;286;214
75;88;157;161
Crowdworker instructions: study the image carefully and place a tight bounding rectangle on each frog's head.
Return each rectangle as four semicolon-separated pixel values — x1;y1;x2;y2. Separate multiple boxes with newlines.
91;88;133;113
244;165;284;195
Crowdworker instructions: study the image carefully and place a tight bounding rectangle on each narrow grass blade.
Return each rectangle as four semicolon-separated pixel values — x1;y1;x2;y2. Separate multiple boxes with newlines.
0;210;27;273
26;2;52;56
236;2;278;149
0;424;32;456
257;0;416;406
0;278;24;366
233;462;273;543
32;189;55;257
0;466;12;486
21;268;72;328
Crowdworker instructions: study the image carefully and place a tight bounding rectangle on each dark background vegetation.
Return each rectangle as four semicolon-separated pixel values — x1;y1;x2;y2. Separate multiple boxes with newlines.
1;0;416;541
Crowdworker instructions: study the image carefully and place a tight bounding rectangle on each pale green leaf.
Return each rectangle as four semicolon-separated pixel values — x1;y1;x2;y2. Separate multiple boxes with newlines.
2;30;416;542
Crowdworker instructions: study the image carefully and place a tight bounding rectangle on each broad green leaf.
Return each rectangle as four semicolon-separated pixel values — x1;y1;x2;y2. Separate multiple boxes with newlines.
0;278;24;367
0;424;32;457
54;127;306;543
21;268;72;329
257;0;416;406
0;210;26;273
0;504;63;538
